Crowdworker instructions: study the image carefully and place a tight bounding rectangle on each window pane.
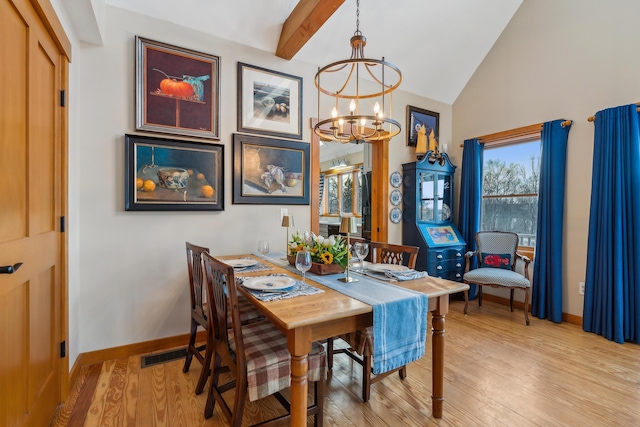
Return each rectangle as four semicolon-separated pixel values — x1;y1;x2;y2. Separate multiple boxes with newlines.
327;175;338;214
481;196;538;247
342;174;353;214
481;140;540;246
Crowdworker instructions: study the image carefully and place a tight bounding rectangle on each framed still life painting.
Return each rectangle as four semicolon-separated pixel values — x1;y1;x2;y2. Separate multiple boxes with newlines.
233;133;309;205
237;62;302;140
135;36;220;139
125;134;224;211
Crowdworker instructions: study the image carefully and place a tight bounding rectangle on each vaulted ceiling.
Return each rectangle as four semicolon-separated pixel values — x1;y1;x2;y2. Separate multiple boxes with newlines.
64;0;523;105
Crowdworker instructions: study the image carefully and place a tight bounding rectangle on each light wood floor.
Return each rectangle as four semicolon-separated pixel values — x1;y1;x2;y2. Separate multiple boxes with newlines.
51;300;640;426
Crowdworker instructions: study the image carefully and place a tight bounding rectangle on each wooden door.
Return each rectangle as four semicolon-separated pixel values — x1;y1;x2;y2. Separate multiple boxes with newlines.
0;0;68;426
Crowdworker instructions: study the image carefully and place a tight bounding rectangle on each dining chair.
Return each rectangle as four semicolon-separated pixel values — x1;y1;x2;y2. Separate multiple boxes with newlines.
202;252;326;426
183;242;264;395
327;241;420;402
463;231;532;325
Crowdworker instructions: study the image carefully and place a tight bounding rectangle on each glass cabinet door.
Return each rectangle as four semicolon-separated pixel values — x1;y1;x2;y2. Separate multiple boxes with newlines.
419;172;435;222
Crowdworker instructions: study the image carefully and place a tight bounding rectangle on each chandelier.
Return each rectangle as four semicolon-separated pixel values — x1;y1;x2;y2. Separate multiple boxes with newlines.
313;0;402;144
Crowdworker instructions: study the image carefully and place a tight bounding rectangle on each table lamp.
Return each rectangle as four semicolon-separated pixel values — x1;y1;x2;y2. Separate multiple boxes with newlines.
338;215;358;283
282;215;294;258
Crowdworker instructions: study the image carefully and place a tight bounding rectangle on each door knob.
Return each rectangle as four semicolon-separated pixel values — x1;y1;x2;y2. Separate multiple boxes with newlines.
0;263;23;274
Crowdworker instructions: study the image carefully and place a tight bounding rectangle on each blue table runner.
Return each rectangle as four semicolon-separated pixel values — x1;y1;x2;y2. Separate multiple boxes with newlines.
257;252;428;374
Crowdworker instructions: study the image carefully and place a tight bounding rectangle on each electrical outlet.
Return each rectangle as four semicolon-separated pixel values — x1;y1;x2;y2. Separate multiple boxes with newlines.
280;208;288;220
579;282;585;295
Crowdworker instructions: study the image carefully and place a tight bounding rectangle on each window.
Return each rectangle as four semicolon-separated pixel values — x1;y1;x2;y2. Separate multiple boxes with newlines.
322;165;362;217
481;138;541;249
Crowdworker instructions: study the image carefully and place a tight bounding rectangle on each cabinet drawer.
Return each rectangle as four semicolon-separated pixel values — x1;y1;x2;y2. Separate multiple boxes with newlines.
426;246;465;264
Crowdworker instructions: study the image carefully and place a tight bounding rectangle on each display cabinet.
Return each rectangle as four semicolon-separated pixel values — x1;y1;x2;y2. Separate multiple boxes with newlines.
402;153;466;281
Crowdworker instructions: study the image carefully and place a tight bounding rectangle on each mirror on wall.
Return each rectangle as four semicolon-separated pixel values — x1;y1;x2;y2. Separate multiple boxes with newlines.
318;141;371;239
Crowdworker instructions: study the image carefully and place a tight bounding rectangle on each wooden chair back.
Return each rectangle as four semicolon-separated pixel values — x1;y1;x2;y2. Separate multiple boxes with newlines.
369;241;419;269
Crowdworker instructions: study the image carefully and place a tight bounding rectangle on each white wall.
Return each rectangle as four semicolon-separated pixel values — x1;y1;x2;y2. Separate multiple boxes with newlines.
453;0;640;317
60;5;451;365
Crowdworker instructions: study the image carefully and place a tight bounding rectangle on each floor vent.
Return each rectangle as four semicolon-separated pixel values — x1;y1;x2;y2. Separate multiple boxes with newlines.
141;347;188;368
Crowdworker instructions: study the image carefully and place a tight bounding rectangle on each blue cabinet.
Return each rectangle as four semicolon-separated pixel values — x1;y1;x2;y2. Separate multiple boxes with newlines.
402;154;466;281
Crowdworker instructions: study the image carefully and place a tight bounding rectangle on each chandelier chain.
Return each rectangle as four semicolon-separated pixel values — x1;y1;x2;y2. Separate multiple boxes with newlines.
355;0;361;36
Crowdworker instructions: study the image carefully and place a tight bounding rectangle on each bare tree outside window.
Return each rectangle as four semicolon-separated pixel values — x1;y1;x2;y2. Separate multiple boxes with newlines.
481;141;541;247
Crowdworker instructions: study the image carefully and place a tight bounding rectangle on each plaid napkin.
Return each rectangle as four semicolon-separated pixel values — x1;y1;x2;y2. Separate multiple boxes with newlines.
237;274;324;302
231;258;274;273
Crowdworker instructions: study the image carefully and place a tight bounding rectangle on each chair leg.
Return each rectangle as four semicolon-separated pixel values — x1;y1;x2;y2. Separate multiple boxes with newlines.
362;355;372;402
510;289;515;312
194;329;214;395
183;319;197;373
204;354;222;419
314;374;324;427
399;365;407;380
478;285;483;307
463;289;469;314
326;338;334;371
523;288;530;326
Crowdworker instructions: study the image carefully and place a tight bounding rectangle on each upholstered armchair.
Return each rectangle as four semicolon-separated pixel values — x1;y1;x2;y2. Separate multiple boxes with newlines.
463;231;532;325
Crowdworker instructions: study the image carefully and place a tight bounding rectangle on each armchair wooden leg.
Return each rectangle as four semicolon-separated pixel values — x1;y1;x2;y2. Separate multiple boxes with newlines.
523;288;530;326
463;289;468;315
478;285;483;307
510;289;515;312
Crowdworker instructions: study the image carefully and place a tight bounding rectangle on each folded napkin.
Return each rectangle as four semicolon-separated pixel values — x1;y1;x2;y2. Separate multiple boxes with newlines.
237;274;324;302
232;258;274;273
384;269;429;281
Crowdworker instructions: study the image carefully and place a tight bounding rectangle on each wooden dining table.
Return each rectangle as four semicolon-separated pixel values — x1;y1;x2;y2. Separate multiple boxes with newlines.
224;254;469;426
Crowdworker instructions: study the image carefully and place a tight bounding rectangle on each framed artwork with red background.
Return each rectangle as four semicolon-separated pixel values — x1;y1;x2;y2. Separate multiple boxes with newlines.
136;36;220;140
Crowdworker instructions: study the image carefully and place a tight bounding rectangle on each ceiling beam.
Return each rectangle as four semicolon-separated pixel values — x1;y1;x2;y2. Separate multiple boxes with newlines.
276;0;345;60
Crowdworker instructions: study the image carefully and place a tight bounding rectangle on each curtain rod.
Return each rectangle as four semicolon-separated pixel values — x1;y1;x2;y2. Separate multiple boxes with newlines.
458;120;572;147
587;104;640;122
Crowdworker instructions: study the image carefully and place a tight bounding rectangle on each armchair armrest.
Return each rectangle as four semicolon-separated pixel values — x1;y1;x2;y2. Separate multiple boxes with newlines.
516;252;531;265
464;251;477;273
464;250;477;259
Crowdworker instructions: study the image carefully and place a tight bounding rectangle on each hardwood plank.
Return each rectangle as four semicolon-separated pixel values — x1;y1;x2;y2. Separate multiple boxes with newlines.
52;300;640;426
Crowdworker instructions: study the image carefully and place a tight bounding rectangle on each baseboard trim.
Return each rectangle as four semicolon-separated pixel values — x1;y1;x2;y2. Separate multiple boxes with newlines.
480;293;583;326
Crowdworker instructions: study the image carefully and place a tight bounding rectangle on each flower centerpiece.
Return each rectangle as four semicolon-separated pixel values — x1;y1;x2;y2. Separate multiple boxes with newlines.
288;230;349;275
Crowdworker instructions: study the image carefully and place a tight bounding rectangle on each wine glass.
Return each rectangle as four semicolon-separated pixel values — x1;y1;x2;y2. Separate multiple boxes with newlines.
295;250;312;284
257;240;270;256
354;242;369;272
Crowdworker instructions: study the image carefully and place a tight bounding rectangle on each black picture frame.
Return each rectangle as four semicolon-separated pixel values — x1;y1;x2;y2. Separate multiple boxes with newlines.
135;36;220;140
125;134;224;211
237;62;303;140
407;105;439;147
233;133;310;205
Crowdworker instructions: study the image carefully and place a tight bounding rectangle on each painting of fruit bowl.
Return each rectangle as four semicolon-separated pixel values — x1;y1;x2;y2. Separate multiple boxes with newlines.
125;134;224;211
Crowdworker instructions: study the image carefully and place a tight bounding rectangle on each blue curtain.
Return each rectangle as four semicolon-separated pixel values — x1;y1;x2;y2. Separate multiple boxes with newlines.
583;104;640;343
531;120;571;322
458;138;483;299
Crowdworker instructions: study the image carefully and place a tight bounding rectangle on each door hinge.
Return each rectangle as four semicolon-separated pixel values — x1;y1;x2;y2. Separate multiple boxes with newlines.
60;341;66;358
60;90;66;107
60;216;66;232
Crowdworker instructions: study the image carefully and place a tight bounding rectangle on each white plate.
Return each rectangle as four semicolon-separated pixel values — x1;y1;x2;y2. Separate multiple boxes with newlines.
243;276;296;291
225;258;258;269
368;263;409;273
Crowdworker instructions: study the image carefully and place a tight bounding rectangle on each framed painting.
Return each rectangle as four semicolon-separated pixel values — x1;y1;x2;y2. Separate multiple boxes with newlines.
233;133;309;205
237;62;303;140
125;134;224;211
407;105;439;147
135;36;220;139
